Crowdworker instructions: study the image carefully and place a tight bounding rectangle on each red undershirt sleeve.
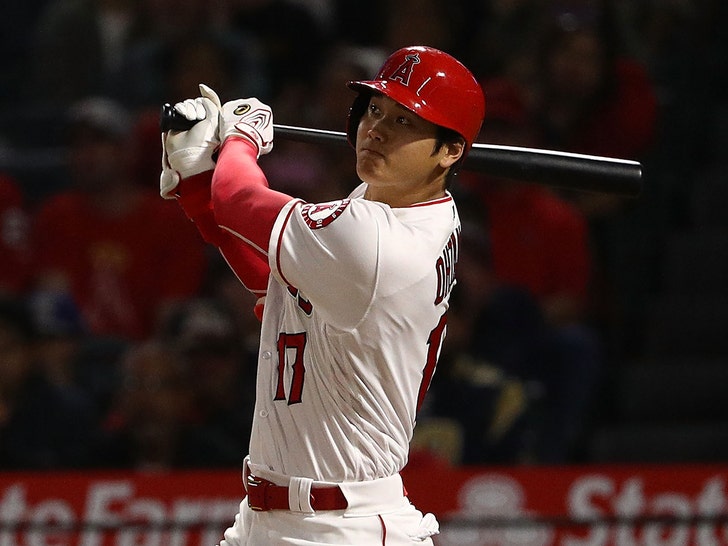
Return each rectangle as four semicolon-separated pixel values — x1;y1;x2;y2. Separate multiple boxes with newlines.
174;157;285;296
211;137;295;253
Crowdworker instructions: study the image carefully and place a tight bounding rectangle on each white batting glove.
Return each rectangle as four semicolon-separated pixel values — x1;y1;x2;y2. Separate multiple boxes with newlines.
160;84;222;199
219;98;274;158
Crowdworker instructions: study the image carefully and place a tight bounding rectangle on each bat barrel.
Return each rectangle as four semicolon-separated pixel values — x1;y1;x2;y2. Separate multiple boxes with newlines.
465;145;643;197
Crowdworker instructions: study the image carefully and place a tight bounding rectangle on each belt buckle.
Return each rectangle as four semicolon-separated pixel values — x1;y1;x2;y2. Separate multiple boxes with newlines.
246;473;269;511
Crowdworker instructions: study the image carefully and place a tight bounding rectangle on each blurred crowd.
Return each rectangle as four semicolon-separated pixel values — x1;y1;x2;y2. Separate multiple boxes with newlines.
1;0;727;471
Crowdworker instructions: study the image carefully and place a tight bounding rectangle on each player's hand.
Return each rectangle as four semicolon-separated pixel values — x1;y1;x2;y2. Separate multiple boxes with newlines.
219;97;274;158
160;84;221;199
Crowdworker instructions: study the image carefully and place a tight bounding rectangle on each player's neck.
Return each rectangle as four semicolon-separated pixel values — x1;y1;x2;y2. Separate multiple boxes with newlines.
364;179;447;208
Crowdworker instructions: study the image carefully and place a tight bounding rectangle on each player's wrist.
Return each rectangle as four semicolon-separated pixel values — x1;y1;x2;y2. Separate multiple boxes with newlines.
220;127;261;153
220;135;261;158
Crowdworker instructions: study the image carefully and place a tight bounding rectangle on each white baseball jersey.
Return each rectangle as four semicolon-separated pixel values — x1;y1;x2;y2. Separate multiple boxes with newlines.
248;182;460;483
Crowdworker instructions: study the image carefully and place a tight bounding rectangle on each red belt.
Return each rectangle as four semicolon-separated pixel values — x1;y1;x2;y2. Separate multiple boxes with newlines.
244;466;348;511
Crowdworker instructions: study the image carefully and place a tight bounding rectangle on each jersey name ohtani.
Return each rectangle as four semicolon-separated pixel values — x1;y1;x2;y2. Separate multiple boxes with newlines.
434;227;459;305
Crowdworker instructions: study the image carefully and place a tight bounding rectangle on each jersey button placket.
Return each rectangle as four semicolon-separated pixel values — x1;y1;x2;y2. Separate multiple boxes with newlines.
260;349;273;418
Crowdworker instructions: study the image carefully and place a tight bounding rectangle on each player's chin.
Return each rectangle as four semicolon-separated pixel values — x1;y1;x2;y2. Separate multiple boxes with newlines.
356;155;387;183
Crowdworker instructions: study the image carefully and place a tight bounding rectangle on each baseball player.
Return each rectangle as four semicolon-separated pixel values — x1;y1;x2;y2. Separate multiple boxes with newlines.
160;45;485;545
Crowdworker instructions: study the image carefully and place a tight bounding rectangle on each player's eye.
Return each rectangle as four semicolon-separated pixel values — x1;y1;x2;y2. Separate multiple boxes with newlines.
396;115;410;126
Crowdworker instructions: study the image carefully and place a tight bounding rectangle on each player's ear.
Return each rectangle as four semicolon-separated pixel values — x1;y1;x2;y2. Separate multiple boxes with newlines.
438;139;464;169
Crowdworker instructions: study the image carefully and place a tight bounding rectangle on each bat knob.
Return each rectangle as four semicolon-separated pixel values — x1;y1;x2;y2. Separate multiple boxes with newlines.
159;103;197;132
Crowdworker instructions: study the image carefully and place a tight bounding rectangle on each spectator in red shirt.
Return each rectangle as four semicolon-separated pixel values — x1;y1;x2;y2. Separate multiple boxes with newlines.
531;2;658;220
466;78;593;328
480;182;592;326
31;97;207;340
454;77;603;462
528;4;660;356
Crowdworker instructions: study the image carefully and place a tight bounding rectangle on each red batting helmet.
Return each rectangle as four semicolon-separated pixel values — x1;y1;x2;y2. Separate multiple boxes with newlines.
346;46;486;150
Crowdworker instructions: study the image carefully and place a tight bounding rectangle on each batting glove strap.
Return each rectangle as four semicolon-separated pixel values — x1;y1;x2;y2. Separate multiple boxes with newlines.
160;169;180;200
167;141;218;178
160;133;180;199
220;98;274;158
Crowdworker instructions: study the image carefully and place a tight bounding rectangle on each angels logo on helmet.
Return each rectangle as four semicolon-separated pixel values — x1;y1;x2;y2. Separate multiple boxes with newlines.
387;52;421;86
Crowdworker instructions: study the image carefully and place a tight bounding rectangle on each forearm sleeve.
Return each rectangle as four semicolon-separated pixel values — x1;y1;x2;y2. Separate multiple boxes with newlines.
211;137;294;255
176;172;221;245
175;170;271;295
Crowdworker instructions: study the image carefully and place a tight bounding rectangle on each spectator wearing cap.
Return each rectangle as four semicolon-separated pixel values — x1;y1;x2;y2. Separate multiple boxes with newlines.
95;339;197;470
96;297;258;469
26;285;125;426
27;0;141;105
161;298;257;468
0;296;98;469
30;96;208;340
27;287;86;388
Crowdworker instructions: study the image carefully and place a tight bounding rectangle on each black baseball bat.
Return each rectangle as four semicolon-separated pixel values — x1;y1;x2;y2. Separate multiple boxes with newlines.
160;104;643;197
